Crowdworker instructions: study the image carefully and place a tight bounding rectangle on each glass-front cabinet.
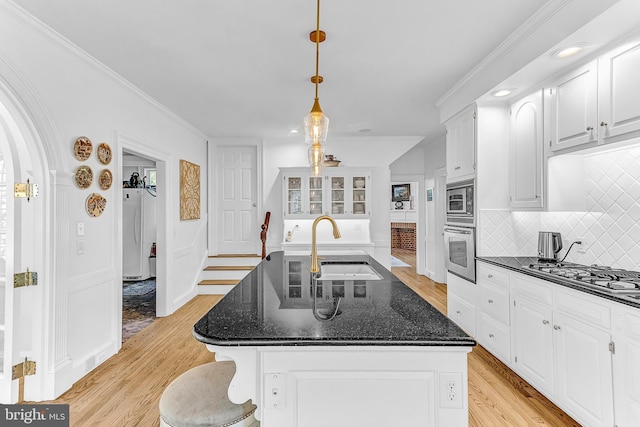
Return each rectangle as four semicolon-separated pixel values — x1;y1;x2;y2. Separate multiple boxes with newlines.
282;167;370;218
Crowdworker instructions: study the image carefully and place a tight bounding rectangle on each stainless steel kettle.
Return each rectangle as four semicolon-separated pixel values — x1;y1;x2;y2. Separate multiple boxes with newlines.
538;231;563;261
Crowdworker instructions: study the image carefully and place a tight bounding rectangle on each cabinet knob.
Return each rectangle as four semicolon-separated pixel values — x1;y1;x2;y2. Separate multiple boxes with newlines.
586;126;593;131
488;299;494;304
456;310;461;314
542;320;549;325
489;333;494;338
553;325;561;330
600;121;608;127
487;274;493;278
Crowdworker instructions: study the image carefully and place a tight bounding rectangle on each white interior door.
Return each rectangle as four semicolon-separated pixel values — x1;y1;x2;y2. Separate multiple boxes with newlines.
0;127;41;403
216;146;258;254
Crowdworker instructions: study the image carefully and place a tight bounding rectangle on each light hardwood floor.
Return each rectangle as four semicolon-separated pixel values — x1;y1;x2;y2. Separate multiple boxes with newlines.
43;252;579;426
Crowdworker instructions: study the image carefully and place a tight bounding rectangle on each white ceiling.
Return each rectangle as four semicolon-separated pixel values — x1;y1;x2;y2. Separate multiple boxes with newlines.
9;0;633;143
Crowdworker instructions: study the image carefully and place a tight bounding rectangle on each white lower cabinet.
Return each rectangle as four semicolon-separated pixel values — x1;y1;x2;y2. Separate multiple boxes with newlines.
446;272;477;336
474;261;618;427
477;263;511;364
612;305;640;427
553;310;614;427
511;284;555;396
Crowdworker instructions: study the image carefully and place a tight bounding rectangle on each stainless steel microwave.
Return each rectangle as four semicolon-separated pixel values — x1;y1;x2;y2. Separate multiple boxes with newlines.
446;179;474;225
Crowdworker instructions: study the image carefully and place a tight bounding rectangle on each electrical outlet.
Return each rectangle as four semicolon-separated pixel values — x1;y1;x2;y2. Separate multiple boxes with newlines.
577;237;587;254
440;372;463;408
264;373;286;409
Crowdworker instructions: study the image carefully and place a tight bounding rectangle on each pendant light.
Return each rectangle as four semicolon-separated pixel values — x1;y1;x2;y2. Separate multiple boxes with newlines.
304;0;329;177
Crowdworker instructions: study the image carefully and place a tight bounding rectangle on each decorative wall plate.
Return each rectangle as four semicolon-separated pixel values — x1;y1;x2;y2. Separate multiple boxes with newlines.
98;169;113;190
86;193;107;217
75;165;93;189
73;136;93;161
97;142;112;165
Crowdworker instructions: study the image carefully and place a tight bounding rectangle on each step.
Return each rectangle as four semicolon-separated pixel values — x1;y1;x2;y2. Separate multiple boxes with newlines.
204;265;255;271
197;279;239;295
198;279;241;286
207;255;261;267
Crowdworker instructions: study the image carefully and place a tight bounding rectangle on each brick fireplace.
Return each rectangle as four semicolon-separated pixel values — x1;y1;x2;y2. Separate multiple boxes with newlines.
391;222;416;252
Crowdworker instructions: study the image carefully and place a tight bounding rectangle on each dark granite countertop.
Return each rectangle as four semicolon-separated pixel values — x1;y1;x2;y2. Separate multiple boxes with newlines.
477;256;640;309
194;251;476;347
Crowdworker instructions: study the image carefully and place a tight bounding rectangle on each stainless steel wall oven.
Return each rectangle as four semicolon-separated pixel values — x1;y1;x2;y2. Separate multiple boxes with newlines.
444;179;476;282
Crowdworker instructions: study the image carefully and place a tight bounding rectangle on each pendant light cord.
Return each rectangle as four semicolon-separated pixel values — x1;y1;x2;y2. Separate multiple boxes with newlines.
314;0;320;100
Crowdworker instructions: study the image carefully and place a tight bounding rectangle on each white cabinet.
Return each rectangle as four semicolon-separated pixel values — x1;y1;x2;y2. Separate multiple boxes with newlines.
327;173;370;217
283;174;324;217
446;272;477;336
281;168;370;218
553;309;614;427
389;210;417;223
547;60;598;152
445;104;476;183
598;36;640;142
477;263;511;363
510;272;614;427
612;305;640;427
509;90;544;210
547;36;640;155
511;280;555;396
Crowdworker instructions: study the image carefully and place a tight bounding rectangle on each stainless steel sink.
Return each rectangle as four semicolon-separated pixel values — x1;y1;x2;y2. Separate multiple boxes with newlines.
318;262;383;281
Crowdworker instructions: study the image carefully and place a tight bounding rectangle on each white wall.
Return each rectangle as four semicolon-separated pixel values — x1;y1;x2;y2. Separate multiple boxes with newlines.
262;136;421;266
0;3;208;399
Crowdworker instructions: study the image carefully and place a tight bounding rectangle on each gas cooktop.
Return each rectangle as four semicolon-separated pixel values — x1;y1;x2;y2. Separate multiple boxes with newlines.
525;262;640;301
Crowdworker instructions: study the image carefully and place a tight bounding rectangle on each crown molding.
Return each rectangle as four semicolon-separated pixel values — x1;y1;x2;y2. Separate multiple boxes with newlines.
0;0;208;140
436;0;572;109
435;0;618;122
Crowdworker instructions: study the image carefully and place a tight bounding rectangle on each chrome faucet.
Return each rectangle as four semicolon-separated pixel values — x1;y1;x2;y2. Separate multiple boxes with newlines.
310;215;341;273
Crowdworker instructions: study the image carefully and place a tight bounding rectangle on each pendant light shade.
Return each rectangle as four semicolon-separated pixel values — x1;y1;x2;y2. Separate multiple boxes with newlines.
304;99;329;146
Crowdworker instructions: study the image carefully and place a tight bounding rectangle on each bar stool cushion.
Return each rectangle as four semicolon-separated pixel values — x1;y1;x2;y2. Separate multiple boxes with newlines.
159;361;257;427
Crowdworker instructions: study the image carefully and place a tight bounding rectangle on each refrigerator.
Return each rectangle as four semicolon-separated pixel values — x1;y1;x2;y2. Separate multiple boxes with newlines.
123;188;157;280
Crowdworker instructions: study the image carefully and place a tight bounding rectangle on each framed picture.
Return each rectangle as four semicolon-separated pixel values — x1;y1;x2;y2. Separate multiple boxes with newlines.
391;184;411;201
180;159;200;220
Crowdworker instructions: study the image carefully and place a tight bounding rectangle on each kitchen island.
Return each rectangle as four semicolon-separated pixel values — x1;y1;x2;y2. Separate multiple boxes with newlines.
194;251;476;426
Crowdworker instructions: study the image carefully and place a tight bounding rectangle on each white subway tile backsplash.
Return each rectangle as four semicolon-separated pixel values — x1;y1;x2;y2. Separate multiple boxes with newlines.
479;144;640;271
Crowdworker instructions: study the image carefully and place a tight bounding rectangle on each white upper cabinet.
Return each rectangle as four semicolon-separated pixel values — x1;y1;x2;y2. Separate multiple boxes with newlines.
445;104;476;183
547;35;640;154
547;61;598;152
598;36;640;142
281;167;370;218
509;90;544;210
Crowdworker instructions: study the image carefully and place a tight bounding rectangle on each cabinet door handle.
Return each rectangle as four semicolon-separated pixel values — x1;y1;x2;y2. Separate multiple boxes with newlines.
553;325;561;330
586;126;593;131
489;334;494;338
542;320;549;325
488;299;494;304
454;166;461;170
456;310;461;314
600;121;608;127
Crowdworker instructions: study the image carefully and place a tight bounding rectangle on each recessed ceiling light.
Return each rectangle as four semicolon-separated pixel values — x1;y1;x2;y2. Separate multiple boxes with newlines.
549;44;588;59
492;89;512;97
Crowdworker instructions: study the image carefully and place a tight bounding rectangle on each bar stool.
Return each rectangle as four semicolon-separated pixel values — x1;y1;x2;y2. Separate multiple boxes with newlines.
159;361;259;427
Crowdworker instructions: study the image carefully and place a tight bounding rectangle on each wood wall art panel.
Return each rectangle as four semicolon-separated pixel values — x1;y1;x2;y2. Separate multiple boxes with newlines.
180;159;200;220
